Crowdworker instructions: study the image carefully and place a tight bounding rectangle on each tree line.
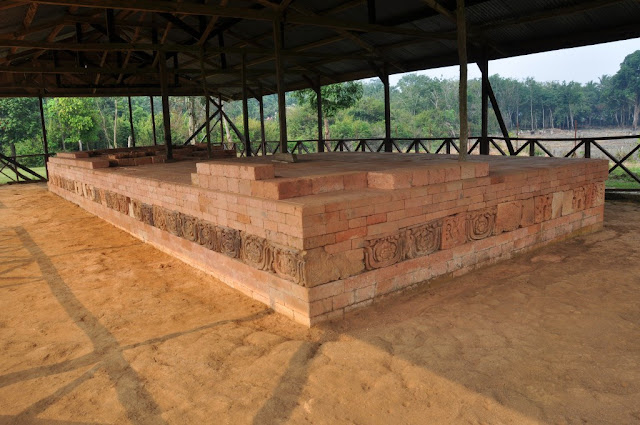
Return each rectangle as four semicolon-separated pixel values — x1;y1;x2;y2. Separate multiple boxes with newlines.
1;50;638;166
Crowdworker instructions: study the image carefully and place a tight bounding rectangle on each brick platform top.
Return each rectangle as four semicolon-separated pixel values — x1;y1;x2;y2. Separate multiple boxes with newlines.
50;143;236;168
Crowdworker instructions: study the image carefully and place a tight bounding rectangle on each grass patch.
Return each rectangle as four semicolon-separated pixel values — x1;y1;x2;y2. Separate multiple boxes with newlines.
0;166;47;185
605;164;640;189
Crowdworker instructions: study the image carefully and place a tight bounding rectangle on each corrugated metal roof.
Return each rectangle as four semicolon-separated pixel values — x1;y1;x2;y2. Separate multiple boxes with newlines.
0;0;638;99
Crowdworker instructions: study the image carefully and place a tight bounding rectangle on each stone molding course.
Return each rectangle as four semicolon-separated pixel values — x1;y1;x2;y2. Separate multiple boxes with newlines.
51;175;306;286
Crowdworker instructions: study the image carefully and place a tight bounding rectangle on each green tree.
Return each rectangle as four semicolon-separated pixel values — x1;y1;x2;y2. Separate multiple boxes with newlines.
0;98;40;158
293;81;363;139
48;98;99;151
612;50;640;130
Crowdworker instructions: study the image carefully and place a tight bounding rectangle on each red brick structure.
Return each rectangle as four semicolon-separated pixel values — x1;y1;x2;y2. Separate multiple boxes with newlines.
48;151;607;326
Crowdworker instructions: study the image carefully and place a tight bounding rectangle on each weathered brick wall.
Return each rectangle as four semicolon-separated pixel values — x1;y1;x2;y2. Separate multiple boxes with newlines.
48;153;607;326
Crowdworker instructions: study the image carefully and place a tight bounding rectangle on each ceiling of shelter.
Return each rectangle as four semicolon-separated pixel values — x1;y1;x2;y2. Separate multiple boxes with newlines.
0;0;638;99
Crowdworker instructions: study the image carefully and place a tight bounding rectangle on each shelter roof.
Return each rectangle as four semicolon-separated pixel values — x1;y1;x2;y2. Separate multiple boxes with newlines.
0;0;638;99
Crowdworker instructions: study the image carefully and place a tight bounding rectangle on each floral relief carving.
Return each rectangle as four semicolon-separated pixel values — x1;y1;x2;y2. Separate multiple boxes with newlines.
165;210;182;237
272;247;305;286
364;234;403;270
140;203;154;225
405;220;442;259
115;194;130;214
197;220;216;250
217;227;241;258
180;213;198;242
152;205;168;231
242;234;273;271
104;191;117;209
466;208;496;241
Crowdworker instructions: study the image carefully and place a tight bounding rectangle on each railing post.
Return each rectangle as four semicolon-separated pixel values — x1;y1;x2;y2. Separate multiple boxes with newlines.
414;139;419;153
446;138;451;154
529;140;536;157
584;139;591;158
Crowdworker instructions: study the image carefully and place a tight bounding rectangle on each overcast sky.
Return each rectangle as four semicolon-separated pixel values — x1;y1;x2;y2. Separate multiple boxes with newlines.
387;37;640;85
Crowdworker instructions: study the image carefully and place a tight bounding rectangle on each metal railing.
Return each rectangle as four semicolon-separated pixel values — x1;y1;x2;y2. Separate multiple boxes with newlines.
233;134;640;189
4;134;638;190
0;153;49;183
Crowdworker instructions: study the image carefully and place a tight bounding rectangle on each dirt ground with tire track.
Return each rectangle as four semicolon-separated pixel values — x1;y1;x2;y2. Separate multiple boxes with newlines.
0;183;639;425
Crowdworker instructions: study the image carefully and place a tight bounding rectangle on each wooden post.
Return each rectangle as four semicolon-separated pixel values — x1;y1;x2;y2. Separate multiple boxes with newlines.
241;53;251;157
258;85;266;155
200;49;212;158
367;0;376;24
584;138;591;158
205;96;211;157
173;54;179;86
480;47;489;155
316;76;324;153
457;0;468;161
149;96;157;145
219;94;224;146
382;64;391;152
529;140;536;156
38;95;49;179
485;77;515;155
127;96;136;147
159;50;172;160
273;17;288;153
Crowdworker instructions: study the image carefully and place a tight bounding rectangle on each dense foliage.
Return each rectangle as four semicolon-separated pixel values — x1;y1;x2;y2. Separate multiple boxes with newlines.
1;50;639;166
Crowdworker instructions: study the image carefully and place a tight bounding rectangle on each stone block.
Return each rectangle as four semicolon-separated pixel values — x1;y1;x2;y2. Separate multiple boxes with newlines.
521;198;535;227
441;213;466;250
495;201;522;234
562;190;574;216
551;192;563;219
534;194;552;223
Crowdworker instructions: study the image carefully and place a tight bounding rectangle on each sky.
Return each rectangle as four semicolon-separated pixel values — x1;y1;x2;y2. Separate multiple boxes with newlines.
387;37;640;85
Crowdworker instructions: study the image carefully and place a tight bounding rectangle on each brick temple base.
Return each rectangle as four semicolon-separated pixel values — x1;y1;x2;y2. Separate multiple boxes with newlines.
48;151;607;326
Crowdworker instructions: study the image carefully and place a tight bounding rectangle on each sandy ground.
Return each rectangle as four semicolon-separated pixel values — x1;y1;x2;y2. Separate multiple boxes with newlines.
0;183;639;425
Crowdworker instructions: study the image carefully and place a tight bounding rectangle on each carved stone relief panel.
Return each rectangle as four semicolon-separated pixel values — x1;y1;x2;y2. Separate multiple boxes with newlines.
534;194;552;223
272;247;306;286
405;220;442;259
217;227;241;258
152;205;168;231
364;234;403;270
180;213;198;242
165;210;182;237
140;203;154;226
572;186;586;211
466;208;496;241
197;220;216;250
242;234;273;271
